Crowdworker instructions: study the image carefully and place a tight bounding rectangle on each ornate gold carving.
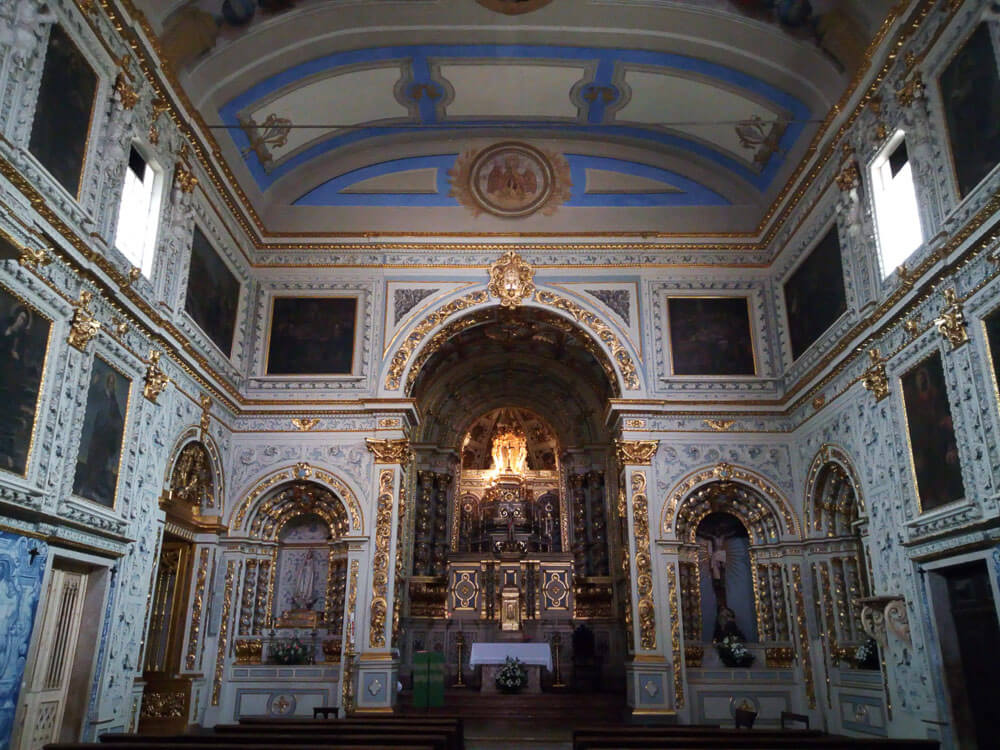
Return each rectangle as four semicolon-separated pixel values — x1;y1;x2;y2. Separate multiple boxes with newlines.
630;472;656;650
665;564;683;708
385;290;490;390
791;565;816;708
684;645;703;667
128;266;141;285
934;288;969;349
895;71;925;108
68;290;101;351
616;440;658;466
812;394;826;410
703;419;735;432
239;113;292;168
114;71;139;110
175;163;198;194
624;419;646;429
765;647;796;668
366;438;412;465
836;161;860;192
184;548;209;671
211;560;235;706
199;394;212;433
139;688;187;719
487;251;535;308
904;316;922;338
168;442;213;508
535;290;640;390
143;349;169;403
860;595;910;646
378;417;401;428
17;245;51;268
369;470;394;649
322;638;341;663
291;417;320;431
111;317;128;337
861;348;889;401
342;559;360;715
234;638;262;665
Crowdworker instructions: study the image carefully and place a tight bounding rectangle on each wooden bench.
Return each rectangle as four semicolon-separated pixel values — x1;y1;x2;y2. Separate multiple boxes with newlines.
99;733;449;750
216;724;459;750
54;745;433;750
572;731;939;750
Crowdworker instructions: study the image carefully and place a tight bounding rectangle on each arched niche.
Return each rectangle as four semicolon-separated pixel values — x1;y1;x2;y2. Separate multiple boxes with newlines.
695;512;756;643
803;446;871;658
162;426;224;515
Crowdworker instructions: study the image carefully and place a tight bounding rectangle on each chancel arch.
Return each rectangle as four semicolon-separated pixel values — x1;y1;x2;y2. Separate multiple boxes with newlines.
401;304;626;690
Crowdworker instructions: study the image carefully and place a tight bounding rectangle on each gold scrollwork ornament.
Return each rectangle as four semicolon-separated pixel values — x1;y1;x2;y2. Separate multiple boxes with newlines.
861;348;889;401
616;440;658;466
143;349;170;403
934;288;969;349
366;438;412;464
68;290;101;351
488;251;535;308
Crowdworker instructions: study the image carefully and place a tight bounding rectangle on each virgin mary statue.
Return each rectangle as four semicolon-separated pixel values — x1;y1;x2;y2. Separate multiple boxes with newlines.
291;549;318;610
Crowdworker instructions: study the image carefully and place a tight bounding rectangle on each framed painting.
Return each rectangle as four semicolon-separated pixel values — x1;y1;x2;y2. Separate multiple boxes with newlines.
984;306;1000;403
783;226;847;361
27;24;98;197
266;296;358;375
939;23;1000;198
0;286;52;475
666;297;756;376
900;351;965;513
184;226;240;358
73;357;131;508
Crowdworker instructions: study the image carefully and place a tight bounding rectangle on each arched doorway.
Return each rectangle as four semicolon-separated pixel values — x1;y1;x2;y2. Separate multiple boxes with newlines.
401;306;626;693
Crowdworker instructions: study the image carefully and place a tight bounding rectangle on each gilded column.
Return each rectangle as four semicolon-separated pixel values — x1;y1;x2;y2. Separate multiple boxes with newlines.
616;439;672;716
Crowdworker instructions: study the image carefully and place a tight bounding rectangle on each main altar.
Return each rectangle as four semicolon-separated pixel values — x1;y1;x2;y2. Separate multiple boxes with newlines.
403;409;622;691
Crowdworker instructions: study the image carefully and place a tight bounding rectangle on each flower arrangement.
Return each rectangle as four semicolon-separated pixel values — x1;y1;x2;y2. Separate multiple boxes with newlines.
495;656;528;693
271;637;312;665
854;638;880;670
715;635;755;668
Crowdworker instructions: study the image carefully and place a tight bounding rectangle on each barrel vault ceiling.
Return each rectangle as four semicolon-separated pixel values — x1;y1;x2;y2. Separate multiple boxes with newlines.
134;0;896;237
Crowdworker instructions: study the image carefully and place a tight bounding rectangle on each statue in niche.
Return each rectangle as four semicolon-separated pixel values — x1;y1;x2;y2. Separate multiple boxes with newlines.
291;549;319;610
170;443;213;507
696;510;756;643
491;422;527;475
706;533;729;606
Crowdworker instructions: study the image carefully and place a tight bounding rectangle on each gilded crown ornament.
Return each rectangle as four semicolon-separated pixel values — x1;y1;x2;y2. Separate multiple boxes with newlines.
143;349;170;403
488;251;535;308
861;348;890;401
615;439;658;466
67;290;101;351
934;288;969;349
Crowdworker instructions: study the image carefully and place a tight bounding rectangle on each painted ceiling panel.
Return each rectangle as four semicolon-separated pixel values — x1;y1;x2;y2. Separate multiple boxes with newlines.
583;169;679;195
340;168;440;195
438;62;585;119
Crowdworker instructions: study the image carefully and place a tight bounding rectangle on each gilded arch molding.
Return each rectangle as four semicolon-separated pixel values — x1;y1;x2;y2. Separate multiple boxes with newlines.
162;425;225;512
803;443;865;534
661;462;800;544
383;287;641;395
230;463;364;537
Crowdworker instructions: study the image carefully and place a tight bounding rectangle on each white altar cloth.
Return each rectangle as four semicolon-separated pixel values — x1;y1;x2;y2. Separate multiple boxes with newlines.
469;642;552;671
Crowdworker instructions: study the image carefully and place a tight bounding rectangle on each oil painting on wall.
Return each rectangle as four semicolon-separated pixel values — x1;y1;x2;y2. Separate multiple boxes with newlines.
667;297;756;376
266;296;357;375
0;287;51;475
73;358;130;508
985;307;1000;387
939;23;1000;198
27;24;98;197
184;226;240;358
900;352;965;512
783;226;847;361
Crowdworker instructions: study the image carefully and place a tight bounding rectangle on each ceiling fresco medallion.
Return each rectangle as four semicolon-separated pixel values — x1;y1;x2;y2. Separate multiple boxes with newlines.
476;0;554;15
449;142;571;218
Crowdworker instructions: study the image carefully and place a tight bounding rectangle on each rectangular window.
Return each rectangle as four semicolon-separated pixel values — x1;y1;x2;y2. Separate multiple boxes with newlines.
28;25;98;197
871;131;923;277
114;146;163;278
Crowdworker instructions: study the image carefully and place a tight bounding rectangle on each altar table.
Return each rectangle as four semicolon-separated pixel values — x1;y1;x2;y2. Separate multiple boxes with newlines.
469;642;553;671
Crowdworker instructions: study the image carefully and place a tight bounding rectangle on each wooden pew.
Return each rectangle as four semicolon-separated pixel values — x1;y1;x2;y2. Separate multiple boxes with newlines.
218;719;462;750
573;733;938;750
98;732;450;750
52;745;432;750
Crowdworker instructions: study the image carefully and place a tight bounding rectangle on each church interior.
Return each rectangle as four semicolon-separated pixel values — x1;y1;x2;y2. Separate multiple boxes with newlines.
1;1;1000;749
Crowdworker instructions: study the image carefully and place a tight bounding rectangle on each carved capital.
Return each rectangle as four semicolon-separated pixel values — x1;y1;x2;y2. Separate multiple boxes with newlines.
366;438;412;464
615;439;658;466
859;595;909;646
934;288;969;350
861;348;889;401
143;349;169;403
488;251;535;308
67;290;101;351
